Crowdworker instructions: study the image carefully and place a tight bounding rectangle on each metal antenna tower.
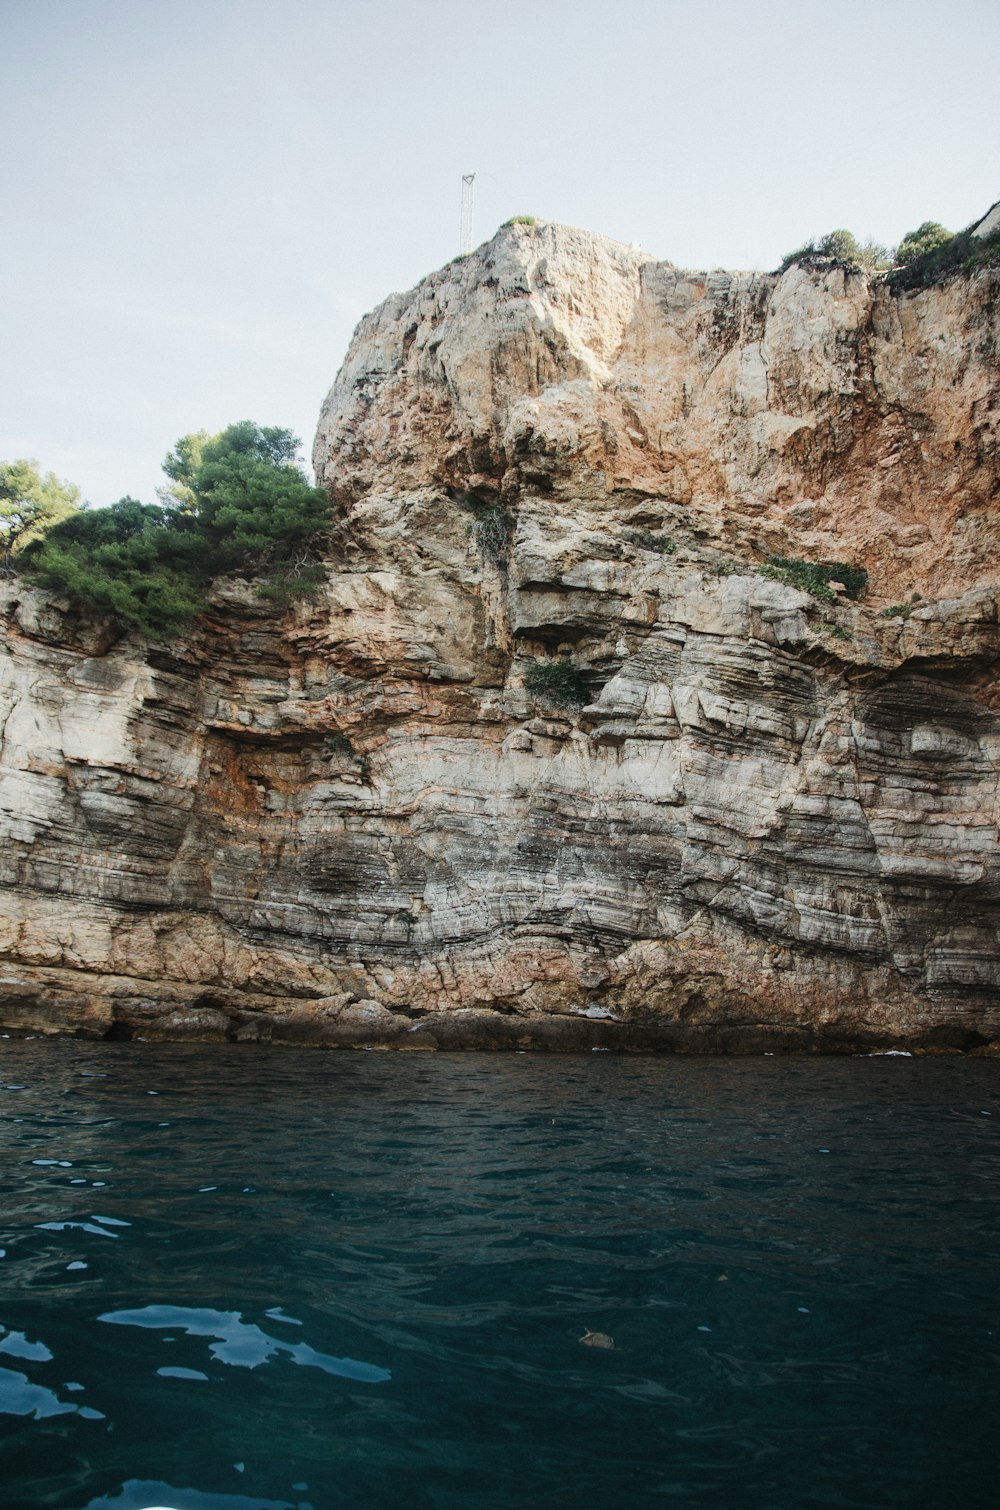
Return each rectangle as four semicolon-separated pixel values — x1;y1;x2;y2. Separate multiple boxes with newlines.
460;172;476;254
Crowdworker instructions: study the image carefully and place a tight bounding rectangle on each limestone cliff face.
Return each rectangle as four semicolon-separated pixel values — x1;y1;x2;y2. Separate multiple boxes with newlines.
316;220;1000;601
2;221;999;1050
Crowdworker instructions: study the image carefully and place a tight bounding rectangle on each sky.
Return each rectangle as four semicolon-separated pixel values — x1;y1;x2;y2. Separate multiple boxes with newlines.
2;0;998;508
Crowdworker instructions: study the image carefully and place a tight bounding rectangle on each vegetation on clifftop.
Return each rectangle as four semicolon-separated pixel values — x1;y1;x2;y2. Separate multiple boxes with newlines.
0;460;81;572
777;229;892;275
778;211;1000;288
887;220;1000;290
15;423;330;640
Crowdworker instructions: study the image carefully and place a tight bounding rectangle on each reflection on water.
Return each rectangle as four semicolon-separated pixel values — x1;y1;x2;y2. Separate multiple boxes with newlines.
0;1043;998;1510
0;1361;104;1422
100;1305;391;1382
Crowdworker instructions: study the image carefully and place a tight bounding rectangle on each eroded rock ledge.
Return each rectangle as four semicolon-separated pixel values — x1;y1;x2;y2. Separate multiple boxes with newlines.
2;218;999;1050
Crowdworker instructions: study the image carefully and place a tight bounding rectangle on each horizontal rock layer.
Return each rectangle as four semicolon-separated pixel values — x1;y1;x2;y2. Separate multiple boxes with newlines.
2;220;999;1049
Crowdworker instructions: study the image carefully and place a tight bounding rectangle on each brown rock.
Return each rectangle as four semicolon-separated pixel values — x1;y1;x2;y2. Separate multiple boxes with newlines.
1;217;999;1050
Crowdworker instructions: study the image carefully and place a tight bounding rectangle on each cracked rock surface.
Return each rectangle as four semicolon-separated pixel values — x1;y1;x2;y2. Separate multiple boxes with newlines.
2;219;999;1050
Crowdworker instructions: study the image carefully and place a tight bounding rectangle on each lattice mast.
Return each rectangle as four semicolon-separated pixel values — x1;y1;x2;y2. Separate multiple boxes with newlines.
460;173;476;254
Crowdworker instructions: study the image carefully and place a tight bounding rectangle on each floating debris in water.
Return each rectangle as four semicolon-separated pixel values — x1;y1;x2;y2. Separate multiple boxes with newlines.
579;1330;615;1350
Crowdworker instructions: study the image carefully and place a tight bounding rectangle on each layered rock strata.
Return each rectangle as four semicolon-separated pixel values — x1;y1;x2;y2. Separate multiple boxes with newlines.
2;219;999;1050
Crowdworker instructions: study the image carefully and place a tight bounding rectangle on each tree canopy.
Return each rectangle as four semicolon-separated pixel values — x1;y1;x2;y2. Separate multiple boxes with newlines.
190;423;330;568
776;215;988;282
895;221;953;265
24;499;206;639
160;429;212;511
18;422;331;639
817;229;861;261
0;460;80;570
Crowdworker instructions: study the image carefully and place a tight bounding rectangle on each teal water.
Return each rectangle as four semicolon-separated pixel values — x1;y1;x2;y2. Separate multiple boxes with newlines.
1;1045;998;1510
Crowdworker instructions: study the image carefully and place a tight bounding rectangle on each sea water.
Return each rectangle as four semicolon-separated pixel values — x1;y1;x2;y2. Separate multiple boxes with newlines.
0;1043;998;1510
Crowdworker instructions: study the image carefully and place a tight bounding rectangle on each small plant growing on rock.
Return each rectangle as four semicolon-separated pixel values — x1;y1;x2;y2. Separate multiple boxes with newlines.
456;491;513;565
624;529;676;555
822;622;852;641
258;560;327;606
881;603;911;619
524;659;589;706
473;505;512;563
324;732;353;756
759;556;867;603
505;215;538;226
777;240;820;273
323;732;369;781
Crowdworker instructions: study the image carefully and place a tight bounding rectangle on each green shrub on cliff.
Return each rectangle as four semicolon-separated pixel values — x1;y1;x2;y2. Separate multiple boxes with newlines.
818;229;862;262
23;496;209;644
472;505;512;563
191;423;330;569
759;556;868;603
888;220;1000;290
21;423;331;639
524;659;590;706
781;212;999;289
257;562;328;606
895;221;953;266
23;498;209;639
457;492;513;564
624;528;676;555
778;230;891;276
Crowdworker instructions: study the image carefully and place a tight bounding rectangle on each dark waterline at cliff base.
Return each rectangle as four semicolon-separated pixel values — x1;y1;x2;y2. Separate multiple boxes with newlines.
1;1047;998;1510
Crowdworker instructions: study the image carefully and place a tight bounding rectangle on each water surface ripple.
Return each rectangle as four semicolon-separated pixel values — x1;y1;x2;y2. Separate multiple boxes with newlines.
0;1045;998;1508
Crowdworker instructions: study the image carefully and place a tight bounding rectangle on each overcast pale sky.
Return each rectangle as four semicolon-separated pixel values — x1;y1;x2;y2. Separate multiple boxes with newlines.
2;0;998;507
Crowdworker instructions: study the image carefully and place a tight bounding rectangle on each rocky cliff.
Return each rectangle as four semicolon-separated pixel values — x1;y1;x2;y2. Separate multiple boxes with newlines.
2;218;999;1050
